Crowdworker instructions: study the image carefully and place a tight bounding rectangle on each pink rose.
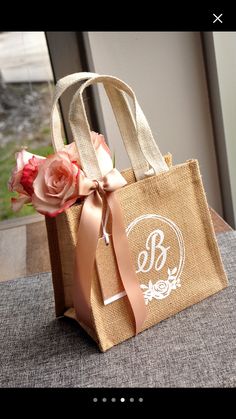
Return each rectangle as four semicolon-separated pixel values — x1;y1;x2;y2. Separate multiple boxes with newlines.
8;149;45;211
31;151;80;217
8;131;112;215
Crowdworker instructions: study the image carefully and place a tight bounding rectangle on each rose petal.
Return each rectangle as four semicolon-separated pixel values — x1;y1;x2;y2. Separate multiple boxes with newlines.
32;193;78;217
91;131;111;156
8;168;25;194
64;142;80;164
16;149;45;171
20;156;40;195
32;151;79;216
90;132;113;175
8;149;45;196
11;194;31;212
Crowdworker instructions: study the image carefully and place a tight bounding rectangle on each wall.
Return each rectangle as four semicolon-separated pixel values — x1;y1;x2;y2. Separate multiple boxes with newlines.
213;32;236;226
87;31;223;214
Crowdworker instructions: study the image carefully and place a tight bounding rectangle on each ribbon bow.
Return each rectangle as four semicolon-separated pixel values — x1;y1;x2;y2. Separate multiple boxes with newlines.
73;168;147;335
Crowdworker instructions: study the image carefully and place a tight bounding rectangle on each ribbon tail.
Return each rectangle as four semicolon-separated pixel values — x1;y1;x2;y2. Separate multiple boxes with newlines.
73;191;103;330
106;192;147;335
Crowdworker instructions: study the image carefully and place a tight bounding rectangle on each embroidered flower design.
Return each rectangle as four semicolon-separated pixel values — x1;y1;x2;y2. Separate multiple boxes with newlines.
140;267;181;305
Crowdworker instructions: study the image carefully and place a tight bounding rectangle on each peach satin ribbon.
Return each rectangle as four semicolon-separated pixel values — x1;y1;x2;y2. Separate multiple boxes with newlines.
73;168;147;334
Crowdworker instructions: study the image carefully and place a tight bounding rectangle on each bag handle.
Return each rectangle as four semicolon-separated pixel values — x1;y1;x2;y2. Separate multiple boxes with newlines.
69;75;169;179
103;84;149;180
51;72;98;151
51;72;149;180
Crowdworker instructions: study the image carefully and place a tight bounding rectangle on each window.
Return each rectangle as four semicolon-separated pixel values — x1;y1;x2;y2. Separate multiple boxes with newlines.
0;32;54;220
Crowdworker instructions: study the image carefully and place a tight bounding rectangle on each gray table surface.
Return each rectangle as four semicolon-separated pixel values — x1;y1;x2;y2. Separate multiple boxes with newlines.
0;231;235;388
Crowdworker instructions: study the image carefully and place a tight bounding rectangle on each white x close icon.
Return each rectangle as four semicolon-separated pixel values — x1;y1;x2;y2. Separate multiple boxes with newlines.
213;13;223;23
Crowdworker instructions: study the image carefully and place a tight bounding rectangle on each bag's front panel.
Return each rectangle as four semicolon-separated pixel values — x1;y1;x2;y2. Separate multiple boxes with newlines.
92;160;228;351
49;156;173;315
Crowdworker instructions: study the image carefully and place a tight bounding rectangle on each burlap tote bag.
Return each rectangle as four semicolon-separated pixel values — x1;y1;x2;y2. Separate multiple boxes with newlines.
46;73;228;352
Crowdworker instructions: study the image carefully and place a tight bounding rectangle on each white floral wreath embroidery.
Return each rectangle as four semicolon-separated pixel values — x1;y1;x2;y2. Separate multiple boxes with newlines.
140;267;181;305
126;214;185;306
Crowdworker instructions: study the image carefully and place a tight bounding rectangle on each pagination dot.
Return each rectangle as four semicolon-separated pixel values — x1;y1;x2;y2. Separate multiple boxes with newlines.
93;398;98;402
139;397;143;402
120;397;125;402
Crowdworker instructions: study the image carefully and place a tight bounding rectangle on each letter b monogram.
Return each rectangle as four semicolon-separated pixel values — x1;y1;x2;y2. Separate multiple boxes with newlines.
137;229;170;273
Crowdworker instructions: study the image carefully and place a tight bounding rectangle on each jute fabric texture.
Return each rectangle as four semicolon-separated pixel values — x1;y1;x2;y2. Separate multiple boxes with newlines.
55;159;228;351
